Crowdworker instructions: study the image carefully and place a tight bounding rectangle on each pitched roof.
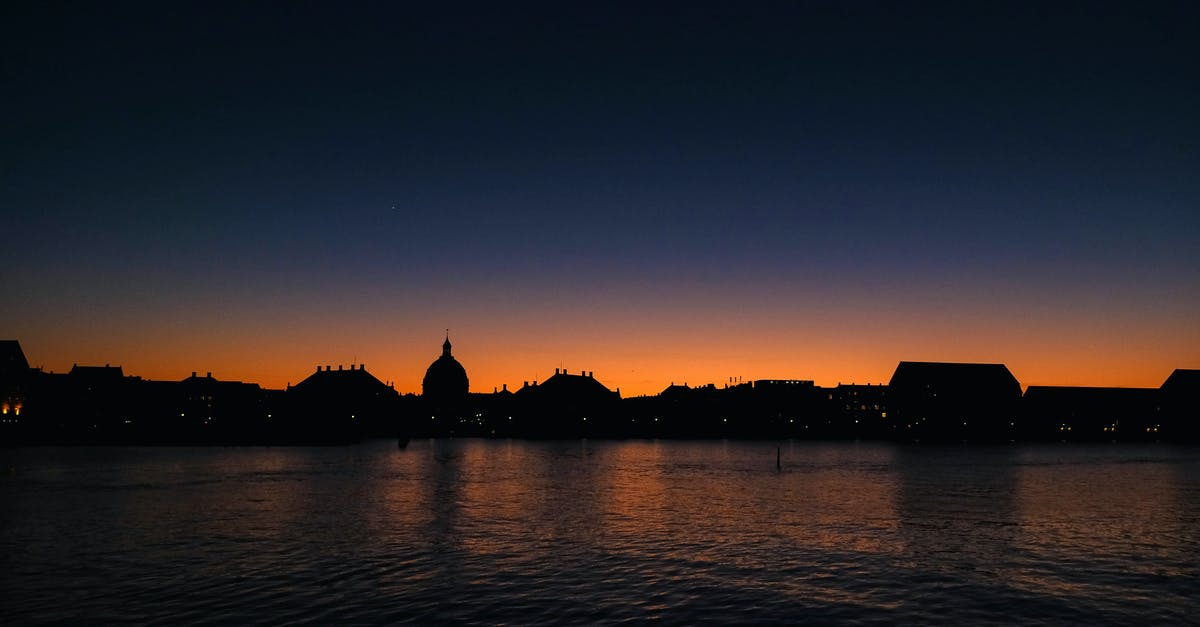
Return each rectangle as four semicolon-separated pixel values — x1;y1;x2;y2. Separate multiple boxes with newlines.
0;340;29;372
889;361;1021;395
524;370;619;400
1161;369;1200;393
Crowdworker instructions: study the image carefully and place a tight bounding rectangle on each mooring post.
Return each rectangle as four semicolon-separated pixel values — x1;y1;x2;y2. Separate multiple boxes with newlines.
776;445;781;470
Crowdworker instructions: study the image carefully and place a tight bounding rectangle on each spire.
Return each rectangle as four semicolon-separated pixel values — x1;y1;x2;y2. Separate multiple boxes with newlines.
442;333;452;358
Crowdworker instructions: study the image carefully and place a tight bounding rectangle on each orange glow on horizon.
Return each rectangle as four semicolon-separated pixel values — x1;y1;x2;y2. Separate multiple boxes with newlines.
9;278;1198;397
13;329;1196;397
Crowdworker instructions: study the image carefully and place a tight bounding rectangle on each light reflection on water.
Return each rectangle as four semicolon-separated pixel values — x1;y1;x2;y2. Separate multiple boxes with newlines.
1;441;1198;625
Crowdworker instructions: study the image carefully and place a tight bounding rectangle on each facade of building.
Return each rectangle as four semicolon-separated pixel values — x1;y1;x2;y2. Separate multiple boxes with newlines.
287;363;399;442
888;361;1022;441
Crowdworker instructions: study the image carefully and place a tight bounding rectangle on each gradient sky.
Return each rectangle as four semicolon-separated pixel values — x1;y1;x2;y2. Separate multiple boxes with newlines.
4;1;1198;395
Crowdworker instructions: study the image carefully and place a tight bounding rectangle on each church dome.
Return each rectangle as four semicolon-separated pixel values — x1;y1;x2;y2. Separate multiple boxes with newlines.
423;337;469;401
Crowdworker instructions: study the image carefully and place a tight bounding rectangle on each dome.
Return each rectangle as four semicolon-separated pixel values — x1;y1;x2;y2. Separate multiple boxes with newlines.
423;337;469;401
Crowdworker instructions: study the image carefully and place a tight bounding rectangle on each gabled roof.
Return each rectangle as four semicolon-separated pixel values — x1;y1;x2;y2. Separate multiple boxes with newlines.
660;383;690;397
293;365;390;394
889;361;1021;396
181;372;258;390
527;370;619;400
1161;369;1200;392
0;340;29;373
68;364;126;382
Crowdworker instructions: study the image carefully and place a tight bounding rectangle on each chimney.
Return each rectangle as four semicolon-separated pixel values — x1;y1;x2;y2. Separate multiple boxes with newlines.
206;372;212;379
192;371;197;378
338;365;343;371
502;383;508;392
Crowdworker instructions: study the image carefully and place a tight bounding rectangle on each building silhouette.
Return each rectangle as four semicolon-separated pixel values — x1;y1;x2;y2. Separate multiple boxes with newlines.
1160;369;1200;442
514;369;620;437
0;341;30;441
3;336;1198;444
286;364;399;443
888;361;1022;442
1023;386;1159;442
421;336;470;428
828;383;890;439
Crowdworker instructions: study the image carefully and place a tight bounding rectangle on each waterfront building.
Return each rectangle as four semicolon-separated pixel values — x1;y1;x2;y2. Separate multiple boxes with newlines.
421;335;470;429
287;363;399;442
829;383;890;438
516;369;620;436
0;340;30;441
1160;369;1200;441
1023;386;1159;441
888;361;1022;441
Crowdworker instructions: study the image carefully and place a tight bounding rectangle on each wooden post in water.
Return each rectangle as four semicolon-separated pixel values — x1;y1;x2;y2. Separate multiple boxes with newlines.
776;445;781;470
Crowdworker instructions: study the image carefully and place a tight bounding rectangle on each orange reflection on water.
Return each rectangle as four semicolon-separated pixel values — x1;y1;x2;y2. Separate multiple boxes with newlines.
601;441;902;561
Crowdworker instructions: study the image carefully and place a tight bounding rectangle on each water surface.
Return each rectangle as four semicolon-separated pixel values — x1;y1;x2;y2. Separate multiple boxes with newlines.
2;441;1197;624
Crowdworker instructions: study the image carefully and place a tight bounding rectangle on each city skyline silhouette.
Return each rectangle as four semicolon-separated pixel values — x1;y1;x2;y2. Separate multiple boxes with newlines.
4;4;1199;625
3;2;1197;398
3;337;1196;444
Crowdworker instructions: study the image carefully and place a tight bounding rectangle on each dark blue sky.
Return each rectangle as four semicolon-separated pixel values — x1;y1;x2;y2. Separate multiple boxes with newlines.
3;1;1198;392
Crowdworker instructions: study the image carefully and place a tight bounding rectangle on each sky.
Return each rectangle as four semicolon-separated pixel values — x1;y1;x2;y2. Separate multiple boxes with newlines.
3;1;1198;395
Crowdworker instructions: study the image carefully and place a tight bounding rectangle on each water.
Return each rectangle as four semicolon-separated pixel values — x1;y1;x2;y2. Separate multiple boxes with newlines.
2;440;1198;625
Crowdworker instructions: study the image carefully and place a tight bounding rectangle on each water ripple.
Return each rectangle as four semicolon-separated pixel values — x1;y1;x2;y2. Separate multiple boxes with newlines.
2;441;1198;625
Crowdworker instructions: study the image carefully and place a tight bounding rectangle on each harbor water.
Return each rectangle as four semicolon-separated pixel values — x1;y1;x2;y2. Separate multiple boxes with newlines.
2;440;1198;625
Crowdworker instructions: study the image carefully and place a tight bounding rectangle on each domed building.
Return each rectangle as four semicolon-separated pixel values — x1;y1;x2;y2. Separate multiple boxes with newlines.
422;336;468;403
